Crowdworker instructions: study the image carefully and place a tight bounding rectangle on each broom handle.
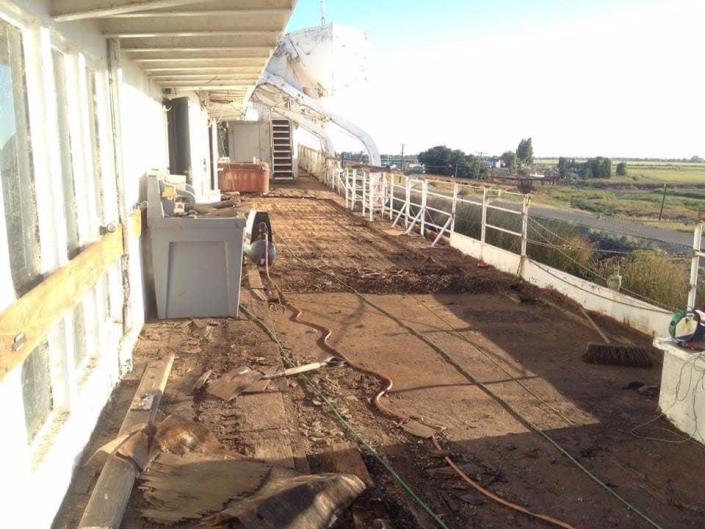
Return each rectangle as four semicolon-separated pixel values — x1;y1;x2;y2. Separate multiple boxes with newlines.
579;307;610;343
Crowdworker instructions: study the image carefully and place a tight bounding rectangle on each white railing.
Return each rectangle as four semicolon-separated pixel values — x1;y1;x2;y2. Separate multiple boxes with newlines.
337;166;530;254
307;158;682;336
688;220;704;311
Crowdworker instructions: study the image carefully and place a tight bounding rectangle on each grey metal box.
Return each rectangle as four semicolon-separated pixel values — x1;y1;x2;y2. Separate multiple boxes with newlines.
147;175;245;319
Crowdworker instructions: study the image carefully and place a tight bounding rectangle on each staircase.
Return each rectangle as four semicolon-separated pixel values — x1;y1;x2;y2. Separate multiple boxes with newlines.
271;119;294;181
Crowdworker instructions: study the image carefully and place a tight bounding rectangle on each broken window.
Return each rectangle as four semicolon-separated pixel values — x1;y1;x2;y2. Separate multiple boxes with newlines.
0;18;41;296
21;343;53;442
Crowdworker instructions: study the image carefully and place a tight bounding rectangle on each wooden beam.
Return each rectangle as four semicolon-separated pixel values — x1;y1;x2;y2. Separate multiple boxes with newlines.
78;353;175;529
53;0;203;22
0;210;141;381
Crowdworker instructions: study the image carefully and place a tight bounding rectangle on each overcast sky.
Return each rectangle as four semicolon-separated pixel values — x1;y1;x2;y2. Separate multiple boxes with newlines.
287;0;705;158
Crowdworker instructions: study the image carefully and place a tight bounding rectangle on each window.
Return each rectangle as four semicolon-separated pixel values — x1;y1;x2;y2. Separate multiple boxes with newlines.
0;18;40;295
52;49;79;256
21;343;53;442
86;69;105;225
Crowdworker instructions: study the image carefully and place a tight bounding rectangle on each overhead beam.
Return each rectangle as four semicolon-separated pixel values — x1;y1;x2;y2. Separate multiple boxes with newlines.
109;8;290;17
148;73;261;80
119;34;279;49
100;16;287;35
142;66;263;73
167;84;253;91
122;47;272;58
53;0;202;22
132;57;266;65
104;29;280;39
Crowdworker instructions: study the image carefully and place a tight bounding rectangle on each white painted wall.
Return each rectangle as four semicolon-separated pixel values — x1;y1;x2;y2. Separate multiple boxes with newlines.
0;2;169;528
656;339;705;445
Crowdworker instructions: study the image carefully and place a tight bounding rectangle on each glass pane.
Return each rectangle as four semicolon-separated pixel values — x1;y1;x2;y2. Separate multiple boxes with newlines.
21;343;53;442
0;19;41;295
52;49;80;256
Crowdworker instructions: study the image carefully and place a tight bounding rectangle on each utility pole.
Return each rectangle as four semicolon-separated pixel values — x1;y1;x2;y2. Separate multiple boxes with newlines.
400;143;405;172
658;183;668;222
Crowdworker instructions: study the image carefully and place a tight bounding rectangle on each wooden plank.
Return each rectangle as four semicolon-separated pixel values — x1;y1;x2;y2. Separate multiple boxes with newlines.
316;442;373;487
78;354;174;529
0;211;141;381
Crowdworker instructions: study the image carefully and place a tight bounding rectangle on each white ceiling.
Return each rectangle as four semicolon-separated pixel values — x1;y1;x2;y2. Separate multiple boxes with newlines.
52;0;296;116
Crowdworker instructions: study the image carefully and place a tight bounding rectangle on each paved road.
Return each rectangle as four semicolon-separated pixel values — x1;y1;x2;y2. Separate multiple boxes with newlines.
504;201;700;252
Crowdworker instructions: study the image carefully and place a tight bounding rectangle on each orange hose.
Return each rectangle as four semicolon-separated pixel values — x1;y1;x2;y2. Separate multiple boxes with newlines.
260;256;576;529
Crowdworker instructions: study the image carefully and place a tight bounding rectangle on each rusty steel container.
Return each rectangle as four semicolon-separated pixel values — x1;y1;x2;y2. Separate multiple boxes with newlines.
219;162;270;193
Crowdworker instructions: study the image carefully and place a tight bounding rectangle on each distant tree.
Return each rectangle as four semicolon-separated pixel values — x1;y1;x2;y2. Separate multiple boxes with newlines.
582;157;612;178
516;138;534;166
449;149;469;177
418;145;453;175
501;151;518;172
467;154;489;180
557;157;569;178
616;161;628;176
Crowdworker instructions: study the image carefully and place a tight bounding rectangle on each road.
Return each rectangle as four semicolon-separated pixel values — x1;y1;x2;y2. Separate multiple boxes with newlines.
506;200;699;252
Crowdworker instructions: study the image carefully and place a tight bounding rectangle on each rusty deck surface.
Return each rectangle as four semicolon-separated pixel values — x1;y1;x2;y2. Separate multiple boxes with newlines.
54;177;705;529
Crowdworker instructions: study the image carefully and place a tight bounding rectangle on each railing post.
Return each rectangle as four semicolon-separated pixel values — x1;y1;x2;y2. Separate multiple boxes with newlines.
521;194;530;258
345;168;350;209
361;171;367;216
351;169;357;211
388;173;394;220
687;220;704;310
369;173;375;221
420;179;428;237
451;182;458;234
481;187;488;246
404;176;411;228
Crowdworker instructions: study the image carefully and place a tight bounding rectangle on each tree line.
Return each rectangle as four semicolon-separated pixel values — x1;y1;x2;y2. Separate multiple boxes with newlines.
416;145;489;179
557;157;627;178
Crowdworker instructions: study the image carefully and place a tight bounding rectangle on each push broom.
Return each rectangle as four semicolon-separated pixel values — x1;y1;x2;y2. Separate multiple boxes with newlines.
579;307;653;368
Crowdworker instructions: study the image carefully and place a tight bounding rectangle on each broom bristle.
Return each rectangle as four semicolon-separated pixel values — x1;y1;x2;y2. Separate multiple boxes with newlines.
582;343;654;368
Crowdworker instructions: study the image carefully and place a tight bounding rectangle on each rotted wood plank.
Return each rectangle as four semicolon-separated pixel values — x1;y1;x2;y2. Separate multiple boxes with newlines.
78;353;174;529
0;210;141;381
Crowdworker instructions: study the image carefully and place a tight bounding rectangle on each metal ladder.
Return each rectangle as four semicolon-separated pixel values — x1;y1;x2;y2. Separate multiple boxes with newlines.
271;119;294;181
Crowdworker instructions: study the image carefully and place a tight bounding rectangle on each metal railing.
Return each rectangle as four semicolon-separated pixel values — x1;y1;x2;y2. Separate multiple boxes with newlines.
306;155;703;316
688;220;704;311
336;166;530;256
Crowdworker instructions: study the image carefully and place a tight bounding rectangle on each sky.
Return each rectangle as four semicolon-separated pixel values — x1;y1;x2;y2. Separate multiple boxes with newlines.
287;0;705;158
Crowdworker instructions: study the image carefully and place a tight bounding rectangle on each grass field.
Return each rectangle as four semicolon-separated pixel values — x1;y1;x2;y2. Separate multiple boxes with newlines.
534;184;705;223
530;160;704;222
535;160;705;184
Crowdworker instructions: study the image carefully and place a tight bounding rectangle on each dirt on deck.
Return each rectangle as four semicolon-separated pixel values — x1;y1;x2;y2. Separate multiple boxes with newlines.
54;176;705;529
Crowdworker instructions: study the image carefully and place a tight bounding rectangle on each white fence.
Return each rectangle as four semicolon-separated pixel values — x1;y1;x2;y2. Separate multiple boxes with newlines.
303;154;677;337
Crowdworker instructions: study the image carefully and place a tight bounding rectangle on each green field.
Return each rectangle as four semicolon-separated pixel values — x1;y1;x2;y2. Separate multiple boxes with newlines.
534;160;705;184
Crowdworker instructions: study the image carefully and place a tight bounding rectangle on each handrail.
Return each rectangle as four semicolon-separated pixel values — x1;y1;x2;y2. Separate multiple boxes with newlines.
0;210;142;381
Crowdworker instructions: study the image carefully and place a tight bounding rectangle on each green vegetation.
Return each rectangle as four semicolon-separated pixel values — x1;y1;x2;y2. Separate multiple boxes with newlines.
417;145;488;179
516;138;533;166
535;185;705;222
616;161;628;176
416;191;704;309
